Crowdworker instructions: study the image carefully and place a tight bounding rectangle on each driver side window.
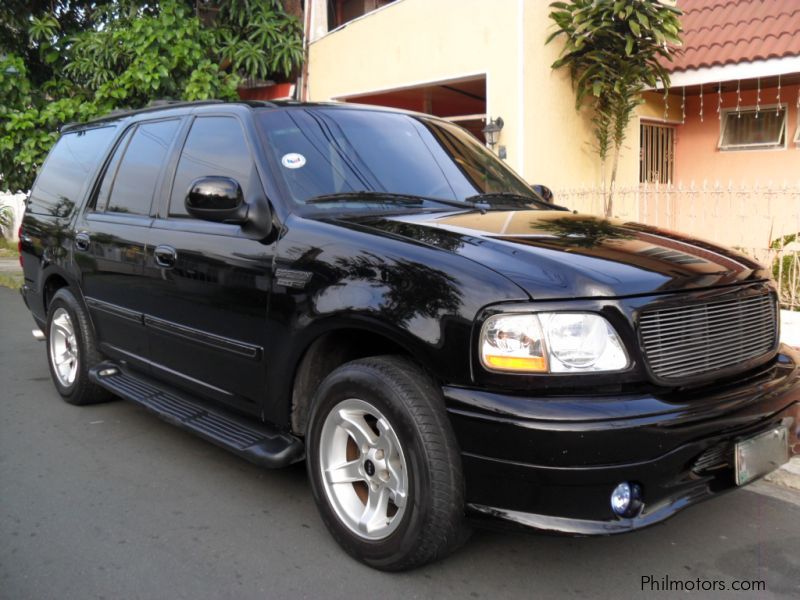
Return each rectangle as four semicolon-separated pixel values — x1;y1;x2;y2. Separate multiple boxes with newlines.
169;116;254;217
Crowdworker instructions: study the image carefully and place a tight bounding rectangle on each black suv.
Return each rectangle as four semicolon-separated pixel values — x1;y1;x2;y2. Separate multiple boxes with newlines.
20;100;799;570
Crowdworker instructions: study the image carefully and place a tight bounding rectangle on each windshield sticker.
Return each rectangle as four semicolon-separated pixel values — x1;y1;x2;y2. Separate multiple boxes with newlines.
281;153;306;169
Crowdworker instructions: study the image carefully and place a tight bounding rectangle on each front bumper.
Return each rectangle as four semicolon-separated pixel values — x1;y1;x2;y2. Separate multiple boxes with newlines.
444;345;800;535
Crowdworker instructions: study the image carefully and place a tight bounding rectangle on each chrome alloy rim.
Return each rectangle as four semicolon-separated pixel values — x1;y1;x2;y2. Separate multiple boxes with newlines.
49;308;78;387
319;398;409;540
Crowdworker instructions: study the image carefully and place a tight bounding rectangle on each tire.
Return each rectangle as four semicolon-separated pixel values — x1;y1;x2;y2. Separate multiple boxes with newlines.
46;287;112;406
306;355;469;571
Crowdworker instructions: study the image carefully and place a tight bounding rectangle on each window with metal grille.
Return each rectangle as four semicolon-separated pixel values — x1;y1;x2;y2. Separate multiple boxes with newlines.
639;122;675;184
719;105;787;150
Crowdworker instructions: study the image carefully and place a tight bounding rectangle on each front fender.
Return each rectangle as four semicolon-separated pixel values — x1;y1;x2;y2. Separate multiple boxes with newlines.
263;214;528;427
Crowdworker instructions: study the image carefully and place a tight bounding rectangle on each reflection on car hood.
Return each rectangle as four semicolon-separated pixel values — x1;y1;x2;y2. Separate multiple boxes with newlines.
333;210;770;299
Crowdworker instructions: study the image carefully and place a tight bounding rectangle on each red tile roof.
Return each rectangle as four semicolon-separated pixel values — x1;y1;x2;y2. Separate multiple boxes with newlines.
667;0;800;73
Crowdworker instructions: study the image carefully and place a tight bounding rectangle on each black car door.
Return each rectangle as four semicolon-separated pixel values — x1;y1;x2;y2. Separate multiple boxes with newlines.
143;114;274;415
75;118;182;370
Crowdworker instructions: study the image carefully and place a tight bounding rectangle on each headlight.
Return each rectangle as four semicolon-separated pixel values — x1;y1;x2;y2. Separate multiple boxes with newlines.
480;312;628;373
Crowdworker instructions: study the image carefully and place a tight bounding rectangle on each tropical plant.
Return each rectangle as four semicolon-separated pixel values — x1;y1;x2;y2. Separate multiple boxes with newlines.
66;1;240;108
216;0;304;80
547;0;683;217
0;1;305;194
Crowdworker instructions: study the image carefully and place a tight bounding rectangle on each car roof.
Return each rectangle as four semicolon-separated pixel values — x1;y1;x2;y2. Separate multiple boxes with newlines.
60;99;437;133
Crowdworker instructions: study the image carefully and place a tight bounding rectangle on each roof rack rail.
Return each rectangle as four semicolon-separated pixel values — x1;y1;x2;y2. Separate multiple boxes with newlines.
146;98;221;107
60;99;228;132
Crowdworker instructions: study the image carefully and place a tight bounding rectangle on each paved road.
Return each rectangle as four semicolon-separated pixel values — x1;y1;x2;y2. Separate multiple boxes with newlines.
1;285;799;600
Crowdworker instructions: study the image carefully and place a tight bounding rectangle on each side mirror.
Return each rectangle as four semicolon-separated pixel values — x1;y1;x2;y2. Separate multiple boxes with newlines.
186;176;248;223
531;184;554;203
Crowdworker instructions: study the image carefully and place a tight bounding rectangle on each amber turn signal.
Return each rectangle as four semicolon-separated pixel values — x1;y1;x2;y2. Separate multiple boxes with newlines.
483;354;548;372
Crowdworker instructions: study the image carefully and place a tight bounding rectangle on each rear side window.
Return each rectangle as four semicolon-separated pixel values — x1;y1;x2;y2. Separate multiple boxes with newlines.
28;126;116;217
106;119;180;216
169;116;254;216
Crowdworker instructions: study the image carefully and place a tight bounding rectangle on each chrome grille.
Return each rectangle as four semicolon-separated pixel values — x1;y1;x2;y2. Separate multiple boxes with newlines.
640;292;777;381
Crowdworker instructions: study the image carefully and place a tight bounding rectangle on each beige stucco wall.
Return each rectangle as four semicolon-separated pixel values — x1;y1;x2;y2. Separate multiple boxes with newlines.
307;0;523;172
307;0;656;191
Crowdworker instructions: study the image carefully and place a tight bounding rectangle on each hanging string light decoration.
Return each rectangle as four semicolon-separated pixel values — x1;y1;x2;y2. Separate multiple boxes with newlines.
717;82;722;121
755;76;761;118
776;74;781;116
681;86;686;123
736;80;742;118
699;83;703;122
664;87;669;120
796;88;800;125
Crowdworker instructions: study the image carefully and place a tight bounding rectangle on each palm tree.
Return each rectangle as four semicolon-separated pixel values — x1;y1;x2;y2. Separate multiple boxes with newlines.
548;0;682;217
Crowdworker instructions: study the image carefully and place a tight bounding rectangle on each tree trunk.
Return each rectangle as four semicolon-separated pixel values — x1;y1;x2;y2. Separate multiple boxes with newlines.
606;143;621;218
601;157;607;218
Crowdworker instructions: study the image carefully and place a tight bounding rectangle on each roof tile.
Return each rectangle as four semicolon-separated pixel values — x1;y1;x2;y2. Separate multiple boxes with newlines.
667;0;800;72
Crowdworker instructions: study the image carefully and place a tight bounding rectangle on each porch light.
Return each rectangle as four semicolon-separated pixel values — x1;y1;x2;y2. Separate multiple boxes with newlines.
482;117;504;148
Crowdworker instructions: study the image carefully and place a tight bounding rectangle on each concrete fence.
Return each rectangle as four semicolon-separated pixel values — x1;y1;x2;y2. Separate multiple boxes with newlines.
0;192;26;242
555;182;800;310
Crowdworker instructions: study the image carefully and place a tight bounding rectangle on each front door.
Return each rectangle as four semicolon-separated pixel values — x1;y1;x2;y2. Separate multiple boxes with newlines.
144;115;273;415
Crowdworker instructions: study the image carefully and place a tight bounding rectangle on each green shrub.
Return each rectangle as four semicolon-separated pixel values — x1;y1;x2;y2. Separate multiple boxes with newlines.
0;1;304;193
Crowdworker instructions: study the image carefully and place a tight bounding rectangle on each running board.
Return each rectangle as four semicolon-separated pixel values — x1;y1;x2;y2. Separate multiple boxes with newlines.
89;362;304;468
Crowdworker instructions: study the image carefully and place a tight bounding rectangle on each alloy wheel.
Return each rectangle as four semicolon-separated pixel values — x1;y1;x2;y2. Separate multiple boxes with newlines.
318;398;409;540
49;307;79;387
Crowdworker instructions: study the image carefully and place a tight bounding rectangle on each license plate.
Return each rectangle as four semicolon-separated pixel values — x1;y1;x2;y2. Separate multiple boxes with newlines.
735;427;789;486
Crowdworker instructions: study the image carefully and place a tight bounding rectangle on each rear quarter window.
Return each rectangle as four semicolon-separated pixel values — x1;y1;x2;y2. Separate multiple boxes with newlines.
27;126;117;218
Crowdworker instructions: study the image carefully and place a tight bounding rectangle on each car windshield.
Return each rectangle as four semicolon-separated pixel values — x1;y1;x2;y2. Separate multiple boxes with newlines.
256;107;538;211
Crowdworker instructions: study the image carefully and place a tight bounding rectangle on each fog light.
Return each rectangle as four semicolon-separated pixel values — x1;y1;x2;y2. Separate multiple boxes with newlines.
611;482;642;517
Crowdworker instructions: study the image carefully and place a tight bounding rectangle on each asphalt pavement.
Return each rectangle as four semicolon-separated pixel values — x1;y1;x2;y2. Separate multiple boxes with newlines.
1;285;799;600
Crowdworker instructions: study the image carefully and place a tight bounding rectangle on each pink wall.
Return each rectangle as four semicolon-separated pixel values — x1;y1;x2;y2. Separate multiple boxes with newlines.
671;84;800;185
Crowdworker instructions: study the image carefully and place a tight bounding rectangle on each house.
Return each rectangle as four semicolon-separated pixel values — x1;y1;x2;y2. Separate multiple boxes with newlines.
302;0;799;254
634;0;800;250
302;0;628;191
649;0;800;186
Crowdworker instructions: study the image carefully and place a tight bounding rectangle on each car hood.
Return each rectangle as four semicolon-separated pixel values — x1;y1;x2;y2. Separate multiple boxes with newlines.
332;210;769;299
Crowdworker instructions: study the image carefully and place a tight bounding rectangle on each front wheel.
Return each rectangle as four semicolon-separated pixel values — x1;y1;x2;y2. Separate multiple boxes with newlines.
306;356;469;571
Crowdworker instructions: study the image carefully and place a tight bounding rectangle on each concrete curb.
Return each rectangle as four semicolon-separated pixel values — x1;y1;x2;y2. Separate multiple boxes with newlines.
0;258;22;274
764;457;800;491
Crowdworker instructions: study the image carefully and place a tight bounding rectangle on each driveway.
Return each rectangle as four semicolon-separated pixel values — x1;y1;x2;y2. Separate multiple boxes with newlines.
1;286;799;599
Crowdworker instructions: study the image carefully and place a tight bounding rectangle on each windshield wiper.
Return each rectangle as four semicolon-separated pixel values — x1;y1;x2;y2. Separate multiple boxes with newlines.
464;192;570;211
307;191;484;212
307;191;425;205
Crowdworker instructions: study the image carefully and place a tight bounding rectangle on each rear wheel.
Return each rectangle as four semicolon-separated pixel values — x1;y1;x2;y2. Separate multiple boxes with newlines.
306;356;469;571
46;288;111;405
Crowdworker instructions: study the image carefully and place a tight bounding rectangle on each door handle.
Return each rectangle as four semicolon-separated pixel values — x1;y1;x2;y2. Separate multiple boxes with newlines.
154;245;177;269
74;232;91;252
